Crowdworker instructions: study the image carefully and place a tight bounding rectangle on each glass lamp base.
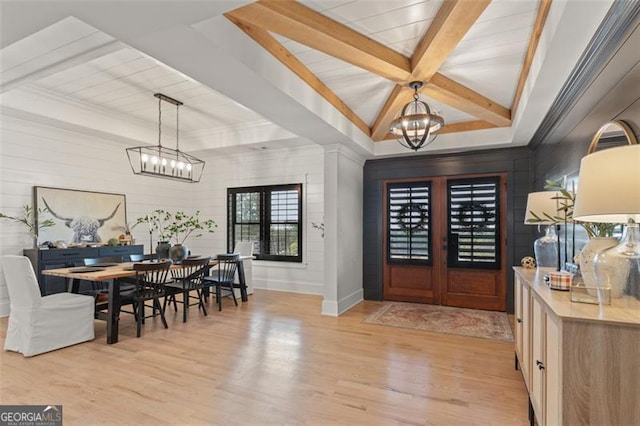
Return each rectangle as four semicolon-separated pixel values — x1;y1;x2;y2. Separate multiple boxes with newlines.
594;222;640;299
534;226;559;268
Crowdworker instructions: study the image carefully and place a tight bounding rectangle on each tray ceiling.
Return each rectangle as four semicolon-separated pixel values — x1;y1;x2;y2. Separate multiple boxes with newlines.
0;0;615;157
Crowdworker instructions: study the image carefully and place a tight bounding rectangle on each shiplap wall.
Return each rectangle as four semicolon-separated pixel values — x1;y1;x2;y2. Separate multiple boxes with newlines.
192;145;325;295
0;114;325;316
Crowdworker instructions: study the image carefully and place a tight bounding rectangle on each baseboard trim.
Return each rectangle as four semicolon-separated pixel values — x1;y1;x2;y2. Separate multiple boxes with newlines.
253;278;323;295
0;300;9;317
322;288;363;317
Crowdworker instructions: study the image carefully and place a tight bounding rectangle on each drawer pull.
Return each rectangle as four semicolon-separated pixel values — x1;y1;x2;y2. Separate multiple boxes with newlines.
516;318;522;323
536;360;545;370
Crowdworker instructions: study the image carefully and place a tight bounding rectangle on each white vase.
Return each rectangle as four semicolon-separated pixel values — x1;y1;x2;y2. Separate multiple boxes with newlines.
579;237;618;288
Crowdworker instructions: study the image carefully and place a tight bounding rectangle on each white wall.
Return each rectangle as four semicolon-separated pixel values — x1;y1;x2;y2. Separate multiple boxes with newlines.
322;145;364;316
0;114;325;316
193;145;325;295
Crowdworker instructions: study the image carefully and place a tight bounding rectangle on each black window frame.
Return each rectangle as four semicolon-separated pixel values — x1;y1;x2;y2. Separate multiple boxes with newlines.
227;183;303;262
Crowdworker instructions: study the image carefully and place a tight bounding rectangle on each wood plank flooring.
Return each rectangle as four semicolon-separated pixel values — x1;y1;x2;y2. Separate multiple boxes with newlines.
0;290;528;425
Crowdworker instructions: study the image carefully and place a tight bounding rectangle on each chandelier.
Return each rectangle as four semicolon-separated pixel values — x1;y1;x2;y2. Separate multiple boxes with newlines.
389;81;445;151
126;93;205;183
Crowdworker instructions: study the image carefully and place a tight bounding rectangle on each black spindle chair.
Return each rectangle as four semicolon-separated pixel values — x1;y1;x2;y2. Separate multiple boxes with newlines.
203;254;239;311
164;257;211;322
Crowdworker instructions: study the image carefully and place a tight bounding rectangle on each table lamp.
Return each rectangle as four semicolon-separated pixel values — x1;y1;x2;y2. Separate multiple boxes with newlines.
573;144;640;299
524;191;561;268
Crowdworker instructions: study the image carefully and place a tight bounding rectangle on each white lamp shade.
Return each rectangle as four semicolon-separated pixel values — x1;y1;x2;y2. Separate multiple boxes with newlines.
573;145;640;223
524;191;561;225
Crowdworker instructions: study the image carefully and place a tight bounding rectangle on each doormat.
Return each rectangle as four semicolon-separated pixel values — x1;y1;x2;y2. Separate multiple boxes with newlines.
364;302;514;342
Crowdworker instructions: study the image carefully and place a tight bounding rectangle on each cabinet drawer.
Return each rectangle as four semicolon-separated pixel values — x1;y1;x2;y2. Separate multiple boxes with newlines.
99;245;143;257
40;248;100;260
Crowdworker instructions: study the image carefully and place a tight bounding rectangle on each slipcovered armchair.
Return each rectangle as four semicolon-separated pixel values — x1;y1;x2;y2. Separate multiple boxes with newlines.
1;255;95;357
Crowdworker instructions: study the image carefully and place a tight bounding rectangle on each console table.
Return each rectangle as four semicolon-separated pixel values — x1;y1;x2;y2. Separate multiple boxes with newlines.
24;245;143;295
513;267;640;426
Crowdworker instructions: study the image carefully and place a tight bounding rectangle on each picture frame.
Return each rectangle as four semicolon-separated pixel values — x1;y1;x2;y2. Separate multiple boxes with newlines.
34;186;127;246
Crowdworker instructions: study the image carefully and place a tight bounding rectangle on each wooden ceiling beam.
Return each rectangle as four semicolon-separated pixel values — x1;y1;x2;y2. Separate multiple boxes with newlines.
424;73;511;127
370;84;415;141
410;0;491;80
372;0;491;141
225;0;411;82
226;15;371;137
511;0;553;116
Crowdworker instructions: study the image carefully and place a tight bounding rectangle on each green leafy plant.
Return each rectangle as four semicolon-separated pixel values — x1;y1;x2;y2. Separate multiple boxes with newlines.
136;209;174;241
166;210;217;245
137;209;216;244
526;180;617;238
0;205;55;235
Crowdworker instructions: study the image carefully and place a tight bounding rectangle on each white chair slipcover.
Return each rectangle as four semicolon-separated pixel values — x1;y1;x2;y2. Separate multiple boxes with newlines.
233;241;254;296
1;255;95;357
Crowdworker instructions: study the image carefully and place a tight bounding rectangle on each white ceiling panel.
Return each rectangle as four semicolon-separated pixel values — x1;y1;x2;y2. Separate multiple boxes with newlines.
0;17;101;73
440;56;525;107
304;0;427;25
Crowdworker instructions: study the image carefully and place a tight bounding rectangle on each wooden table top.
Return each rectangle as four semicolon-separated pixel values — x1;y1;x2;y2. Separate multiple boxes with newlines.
43;259;220;282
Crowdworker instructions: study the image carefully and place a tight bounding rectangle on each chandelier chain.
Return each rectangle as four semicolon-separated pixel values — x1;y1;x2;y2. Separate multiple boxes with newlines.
157;95;162;148
176;103;180;152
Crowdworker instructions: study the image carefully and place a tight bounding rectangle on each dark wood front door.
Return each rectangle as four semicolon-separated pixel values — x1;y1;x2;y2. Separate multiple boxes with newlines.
382;174;506;311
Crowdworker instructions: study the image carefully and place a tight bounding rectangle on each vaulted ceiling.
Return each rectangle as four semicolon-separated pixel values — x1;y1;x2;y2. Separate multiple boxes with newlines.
0;0;616;158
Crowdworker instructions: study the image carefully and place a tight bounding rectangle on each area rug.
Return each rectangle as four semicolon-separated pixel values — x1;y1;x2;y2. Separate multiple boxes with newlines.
364;302;514;342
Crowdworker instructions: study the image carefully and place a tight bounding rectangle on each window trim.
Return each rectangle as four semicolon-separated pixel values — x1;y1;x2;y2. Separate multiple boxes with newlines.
227;183;303;263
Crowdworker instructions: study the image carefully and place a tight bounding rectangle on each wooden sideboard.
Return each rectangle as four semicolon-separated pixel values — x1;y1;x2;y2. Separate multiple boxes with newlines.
513;267;640;425
24;245;143;295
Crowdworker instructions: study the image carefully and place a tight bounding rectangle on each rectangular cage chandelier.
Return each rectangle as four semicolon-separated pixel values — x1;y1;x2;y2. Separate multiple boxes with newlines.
126;93;205;183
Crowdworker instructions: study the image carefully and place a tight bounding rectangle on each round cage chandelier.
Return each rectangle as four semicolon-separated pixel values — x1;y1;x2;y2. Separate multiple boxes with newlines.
389;81;445;151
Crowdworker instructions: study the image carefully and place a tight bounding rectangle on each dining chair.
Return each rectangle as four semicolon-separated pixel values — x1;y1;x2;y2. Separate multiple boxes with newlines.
83;255;134;300
203;254;239;311
164;257;211;322
128;254;157;262
1;255;95;356
119;261;172;338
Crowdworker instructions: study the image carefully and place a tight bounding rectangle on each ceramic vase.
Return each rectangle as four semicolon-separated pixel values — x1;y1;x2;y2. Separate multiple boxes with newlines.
579;237;618;288
169;244;190;263
156;241;171;260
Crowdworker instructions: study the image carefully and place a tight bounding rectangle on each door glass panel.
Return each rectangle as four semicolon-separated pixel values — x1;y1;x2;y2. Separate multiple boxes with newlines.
447;177;500;269
387;182;431;264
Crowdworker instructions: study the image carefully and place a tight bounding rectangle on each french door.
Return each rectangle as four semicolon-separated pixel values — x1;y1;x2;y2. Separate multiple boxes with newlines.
382;173;506;311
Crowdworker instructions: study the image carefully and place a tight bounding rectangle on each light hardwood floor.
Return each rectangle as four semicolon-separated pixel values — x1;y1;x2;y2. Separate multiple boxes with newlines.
0;291;528;425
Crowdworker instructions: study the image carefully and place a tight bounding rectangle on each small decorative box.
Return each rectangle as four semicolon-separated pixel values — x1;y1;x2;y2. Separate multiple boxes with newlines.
544;271;573;291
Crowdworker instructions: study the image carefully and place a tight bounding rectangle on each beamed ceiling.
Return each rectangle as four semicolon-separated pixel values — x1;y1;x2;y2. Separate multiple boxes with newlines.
0;0;616;157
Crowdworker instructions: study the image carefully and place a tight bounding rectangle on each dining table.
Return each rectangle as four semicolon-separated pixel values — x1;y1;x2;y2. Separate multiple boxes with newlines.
42;256;251;344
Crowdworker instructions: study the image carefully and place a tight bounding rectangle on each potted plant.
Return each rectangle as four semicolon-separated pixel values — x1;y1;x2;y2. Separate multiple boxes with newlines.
137;210;217;261
0;204;55;248
136;209;175;258
165;210;217;262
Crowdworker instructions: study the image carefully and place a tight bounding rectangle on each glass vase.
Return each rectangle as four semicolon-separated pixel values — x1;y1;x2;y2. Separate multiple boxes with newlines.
534;225;558;268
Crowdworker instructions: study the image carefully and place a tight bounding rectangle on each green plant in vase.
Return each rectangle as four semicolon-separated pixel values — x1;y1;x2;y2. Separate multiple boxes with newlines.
0;205;55;247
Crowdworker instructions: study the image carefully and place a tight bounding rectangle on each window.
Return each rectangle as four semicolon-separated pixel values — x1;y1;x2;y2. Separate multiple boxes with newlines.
387;181;432;264
227;184;302;262
447;177;500;269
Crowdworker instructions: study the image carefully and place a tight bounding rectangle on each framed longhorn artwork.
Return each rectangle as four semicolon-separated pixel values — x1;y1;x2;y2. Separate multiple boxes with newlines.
34;186;127;246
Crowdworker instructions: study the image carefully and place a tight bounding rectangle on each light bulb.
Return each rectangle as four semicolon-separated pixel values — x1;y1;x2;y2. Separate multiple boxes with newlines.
141;153;148;162
151;156;158;165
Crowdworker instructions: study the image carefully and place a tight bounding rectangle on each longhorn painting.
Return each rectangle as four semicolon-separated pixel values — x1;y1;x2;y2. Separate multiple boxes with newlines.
34;187;127;245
